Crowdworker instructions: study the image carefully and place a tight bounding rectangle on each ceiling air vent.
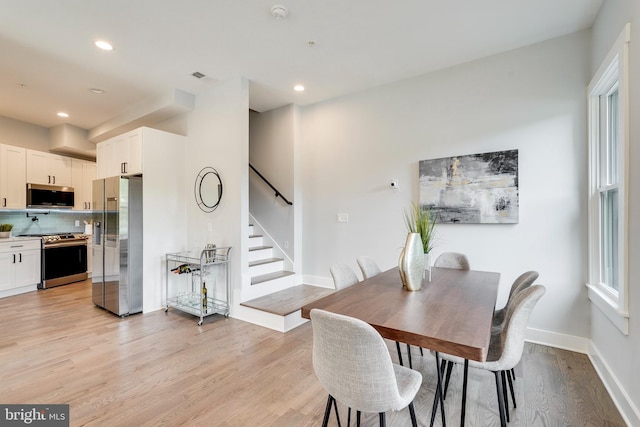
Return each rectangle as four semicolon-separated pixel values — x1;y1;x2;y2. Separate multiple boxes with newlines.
191;71;206;79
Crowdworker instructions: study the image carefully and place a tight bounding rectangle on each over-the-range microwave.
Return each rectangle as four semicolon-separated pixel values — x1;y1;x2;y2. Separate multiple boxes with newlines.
26;183;75;209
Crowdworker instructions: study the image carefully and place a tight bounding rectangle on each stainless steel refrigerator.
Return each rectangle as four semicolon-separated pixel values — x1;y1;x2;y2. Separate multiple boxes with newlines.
92;176;143;316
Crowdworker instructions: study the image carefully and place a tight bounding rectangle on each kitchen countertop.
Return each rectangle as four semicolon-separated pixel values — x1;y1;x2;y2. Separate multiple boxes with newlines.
0;236;42;243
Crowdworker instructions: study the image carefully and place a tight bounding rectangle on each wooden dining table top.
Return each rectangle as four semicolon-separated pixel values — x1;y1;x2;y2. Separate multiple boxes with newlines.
301;266;501;362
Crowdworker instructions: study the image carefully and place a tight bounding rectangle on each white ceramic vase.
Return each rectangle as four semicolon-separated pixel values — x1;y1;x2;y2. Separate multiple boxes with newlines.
398;232;424;291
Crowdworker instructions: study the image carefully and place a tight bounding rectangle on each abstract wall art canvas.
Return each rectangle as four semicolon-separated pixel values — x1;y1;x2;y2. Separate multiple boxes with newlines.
419;149;519;224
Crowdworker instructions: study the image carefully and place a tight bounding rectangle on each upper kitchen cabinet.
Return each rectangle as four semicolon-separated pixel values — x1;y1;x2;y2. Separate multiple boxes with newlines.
26;149;72;186
0;144;27;209
97;129;143;178
71;159;97;210
96;127;184;178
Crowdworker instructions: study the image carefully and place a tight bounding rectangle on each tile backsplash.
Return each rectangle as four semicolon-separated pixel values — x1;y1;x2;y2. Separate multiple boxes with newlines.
0;211;92;235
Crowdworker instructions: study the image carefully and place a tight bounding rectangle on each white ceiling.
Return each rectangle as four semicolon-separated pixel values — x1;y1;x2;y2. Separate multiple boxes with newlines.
0;0;602;131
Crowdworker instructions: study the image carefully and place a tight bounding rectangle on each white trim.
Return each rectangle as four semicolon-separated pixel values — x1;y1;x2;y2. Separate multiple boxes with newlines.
589;341;640;427
586;283;630;334
525;327;589;354
586;23;631;333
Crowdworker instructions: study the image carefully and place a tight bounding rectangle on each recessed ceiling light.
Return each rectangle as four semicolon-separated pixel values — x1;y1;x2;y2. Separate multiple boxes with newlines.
57;112;69;118
89;88;105;94
294;85;305;92
95;40;113;51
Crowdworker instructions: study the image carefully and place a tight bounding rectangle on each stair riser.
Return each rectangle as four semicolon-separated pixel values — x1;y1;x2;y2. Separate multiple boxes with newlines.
249;248;273;262
245;274;296;299
248;236;264;248
250;261;284;277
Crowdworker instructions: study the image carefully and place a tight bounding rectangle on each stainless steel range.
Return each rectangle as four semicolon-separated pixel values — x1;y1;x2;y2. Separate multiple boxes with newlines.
19;233;89;289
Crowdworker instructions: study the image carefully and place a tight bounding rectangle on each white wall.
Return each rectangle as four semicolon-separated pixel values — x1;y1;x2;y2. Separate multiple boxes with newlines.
589;0;640;424
185;77;249;313
301;31;591;343
0;116;49;152
249;105;296;259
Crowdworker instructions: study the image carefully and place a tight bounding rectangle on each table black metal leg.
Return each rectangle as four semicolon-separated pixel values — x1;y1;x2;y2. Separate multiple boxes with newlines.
461;359;469;427
494;371;507;427
396;341;404;366
431;352;446;427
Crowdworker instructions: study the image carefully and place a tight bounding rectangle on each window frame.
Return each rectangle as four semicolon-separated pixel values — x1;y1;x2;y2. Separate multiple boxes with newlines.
586;23;630;335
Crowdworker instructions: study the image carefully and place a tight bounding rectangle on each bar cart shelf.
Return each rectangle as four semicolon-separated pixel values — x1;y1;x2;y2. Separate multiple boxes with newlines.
165;246;231;325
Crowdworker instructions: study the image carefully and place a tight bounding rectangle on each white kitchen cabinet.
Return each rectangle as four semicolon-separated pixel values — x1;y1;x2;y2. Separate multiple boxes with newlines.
71;158;97;210
96;129;143;179
0;144;27;209
0;239;41;296
26;149;72;186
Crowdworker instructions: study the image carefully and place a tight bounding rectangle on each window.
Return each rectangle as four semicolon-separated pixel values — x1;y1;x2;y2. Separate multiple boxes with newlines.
587;24;630;334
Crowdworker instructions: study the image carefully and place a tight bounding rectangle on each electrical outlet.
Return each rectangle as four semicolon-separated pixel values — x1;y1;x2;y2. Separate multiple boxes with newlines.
75;220;80;227
337;213;349;223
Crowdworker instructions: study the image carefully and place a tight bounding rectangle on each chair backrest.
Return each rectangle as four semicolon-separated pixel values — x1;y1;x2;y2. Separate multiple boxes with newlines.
310;309;416;413
507;270;539;301
433;252;470;270
495;284;546;371
356;256;382;280
330;264;359;290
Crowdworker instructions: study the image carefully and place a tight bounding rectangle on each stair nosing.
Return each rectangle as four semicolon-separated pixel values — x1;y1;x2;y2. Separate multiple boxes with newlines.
251;270;295;285
249;245;272;252
249;258;284;267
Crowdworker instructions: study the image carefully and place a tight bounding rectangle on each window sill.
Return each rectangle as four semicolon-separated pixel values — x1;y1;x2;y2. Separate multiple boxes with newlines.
586;283;629;335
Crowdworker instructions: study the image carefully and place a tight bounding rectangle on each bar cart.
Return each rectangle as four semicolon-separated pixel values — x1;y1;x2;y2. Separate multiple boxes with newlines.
165;246;231;325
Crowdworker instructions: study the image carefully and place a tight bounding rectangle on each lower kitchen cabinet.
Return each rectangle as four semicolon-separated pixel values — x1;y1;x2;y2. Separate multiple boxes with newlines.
0;239;41;297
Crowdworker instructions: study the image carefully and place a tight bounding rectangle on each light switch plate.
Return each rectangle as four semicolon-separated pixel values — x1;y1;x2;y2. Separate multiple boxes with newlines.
337;213;349;223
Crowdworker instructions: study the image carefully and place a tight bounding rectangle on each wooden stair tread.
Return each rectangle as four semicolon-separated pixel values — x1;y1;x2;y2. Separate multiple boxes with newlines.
240;285;335;316
249;245;272;252
249;258;283;267
251;270;295;285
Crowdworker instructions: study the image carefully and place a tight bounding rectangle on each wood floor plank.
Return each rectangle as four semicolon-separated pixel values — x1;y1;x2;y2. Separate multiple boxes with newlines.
0;280;626;426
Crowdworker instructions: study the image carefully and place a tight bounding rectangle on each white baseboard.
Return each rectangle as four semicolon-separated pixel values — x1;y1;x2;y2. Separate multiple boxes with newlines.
302;274;334;289
589;342;639;427
525;327;590;354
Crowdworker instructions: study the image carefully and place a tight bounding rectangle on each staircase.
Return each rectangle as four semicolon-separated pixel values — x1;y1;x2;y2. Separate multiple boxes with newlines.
247;224;295;296
238;223;333;332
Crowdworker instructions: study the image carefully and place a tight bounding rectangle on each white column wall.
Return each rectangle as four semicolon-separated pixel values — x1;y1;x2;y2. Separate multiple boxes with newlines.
301;31;591;343
185;77;249;313
589;0;640;424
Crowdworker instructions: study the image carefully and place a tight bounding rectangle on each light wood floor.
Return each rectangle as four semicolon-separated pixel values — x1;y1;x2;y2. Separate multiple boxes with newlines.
0;280;625;426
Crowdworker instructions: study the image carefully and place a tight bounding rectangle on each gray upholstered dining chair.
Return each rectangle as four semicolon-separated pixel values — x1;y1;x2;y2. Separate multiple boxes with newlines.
355;255;420;368
437;285;546;426
433;252;471;270
310;308;421;427
330;264;359;290
492;270;539;335
356;256;382;279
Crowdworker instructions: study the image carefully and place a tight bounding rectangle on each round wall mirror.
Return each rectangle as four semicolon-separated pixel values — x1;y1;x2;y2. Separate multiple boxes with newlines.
194;167;223;212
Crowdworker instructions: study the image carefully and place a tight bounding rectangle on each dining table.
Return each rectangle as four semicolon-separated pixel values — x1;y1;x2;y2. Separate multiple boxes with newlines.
301;266;501;427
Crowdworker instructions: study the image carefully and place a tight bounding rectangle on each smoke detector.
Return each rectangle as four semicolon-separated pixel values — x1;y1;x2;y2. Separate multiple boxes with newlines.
271;4;288;20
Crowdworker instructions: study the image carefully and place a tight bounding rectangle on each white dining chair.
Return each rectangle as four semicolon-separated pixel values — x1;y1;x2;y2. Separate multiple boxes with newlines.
356;256;382;279
310;308;421;427
330;264;359;290
433;252;470;270
437;285;546;426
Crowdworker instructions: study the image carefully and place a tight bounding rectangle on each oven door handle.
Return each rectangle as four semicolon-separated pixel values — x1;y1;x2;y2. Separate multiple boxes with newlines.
44;240;88;249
